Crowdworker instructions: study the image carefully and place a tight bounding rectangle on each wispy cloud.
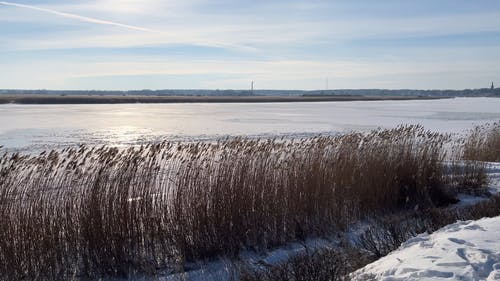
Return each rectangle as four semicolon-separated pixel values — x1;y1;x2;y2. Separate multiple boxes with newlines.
1;0;500;89
0;1;152;32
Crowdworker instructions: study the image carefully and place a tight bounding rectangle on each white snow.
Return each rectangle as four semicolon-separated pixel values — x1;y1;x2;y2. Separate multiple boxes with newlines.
351;216;500;281
452;162;500;208
486;163;500;195
160;238;339;281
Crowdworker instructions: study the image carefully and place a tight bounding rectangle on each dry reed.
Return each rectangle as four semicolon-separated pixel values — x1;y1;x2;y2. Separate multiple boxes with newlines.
241;195;500;281
0;125;487;280
462;122;500;162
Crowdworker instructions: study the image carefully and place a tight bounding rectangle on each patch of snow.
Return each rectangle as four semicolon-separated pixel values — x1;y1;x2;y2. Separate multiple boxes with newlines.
453;162;500;208
351;216;500;281
455;193;490;208
152;237;340;281
486;162;500;195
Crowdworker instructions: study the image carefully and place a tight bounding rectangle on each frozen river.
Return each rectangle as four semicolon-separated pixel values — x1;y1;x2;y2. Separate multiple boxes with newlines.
0;97;499;152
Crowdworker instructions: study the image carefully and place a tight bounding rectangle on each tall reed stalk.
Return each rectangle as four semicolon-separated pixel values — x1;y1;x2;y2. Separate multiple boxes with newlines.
0;125;486;280
462;122;500;162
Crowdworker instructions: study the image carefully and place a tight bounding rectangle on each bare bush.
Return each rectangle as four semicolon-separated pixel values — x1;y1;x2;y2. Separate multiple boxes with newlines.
358;195;500;259
239;247;372;281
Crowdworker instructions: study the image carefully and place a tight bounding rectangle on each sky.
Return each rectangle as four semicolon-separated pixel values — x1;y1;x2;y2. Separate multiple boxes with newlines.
1;0;500;90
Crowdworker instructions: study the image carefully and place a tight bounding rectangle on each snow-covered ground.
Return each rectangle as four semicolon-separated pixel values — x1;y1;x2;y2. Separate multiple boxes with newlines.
347;163;500;281
455;162;500;208
351;216;500;281
158;238;339;281
350;163;500;281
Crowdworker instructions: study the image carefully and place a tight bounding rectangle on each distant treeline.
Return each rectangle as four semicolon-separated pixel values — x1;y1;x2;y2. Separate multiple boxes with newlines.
303;88;500;97
0;88;499;97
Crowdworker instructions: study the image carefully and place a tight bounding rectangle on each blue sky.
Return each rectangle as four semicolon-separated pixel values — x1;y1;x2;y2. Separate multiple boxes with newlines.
1;0;500;90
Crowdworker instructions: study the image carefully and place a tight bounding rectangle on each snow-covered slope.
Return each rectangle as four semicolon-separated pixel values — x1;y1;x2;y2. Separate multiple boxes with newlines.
352;216;500;281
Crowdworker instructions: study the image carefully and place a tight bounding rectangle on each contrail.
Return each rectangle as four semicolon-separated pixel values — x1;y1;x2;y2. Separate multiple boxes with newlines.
0;1;152;32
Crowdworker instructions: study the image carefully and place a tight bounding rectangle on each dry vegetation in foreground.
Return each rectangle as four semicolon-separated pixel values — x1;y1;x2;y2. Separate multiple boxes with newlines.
463;122;500;162
239;195;500;281
238;246;371;281
0;125;490;280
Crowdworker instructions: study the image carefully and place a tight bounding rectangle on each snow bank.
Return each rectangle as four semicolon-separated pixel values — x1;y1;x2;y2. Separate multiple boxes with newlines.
352;216;500;281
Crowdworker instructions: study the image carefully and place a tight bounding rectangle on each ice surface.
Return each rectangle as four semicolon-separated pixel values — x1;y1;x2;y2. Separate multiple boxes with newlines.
0;97;499;152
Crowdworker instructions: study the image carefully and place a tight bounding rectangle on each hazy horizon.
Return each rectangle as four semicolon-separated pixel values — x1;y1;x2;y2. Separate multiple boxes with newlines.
0;86;497;92
1;0;500;90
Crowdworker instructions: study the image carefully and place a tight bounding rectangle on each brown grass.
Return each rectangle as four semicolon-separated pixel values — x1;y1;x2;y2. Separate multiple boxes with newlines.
0;94;446;105
0;125;488;280
240;195;500;281
462;122;500;162
357;194;500;260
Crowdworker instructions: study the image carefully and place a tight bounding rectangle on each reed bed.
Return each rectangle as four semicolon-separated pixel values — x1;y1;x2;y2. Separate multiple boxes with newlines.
0;125;487;280
462;122;500;162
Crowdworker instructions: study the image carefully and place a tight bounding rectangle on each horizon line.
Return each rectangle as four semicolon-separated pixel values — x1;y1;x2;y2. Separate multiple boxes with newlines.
0;87;498;92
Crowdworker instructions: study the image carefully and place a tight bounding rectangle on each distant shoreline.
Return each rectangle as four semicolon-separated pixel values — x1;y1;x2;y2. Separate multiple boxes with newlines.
0;94;451;104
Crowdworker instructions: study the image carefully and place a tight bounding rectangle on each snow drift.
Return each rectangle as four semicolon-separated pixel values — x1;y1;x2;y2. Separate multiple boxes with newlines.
352;216;500;281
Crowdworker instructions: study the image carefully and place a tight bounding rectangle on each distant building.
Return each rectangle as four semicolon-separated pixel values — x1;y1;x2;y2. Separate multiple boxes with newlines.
492;82;495;90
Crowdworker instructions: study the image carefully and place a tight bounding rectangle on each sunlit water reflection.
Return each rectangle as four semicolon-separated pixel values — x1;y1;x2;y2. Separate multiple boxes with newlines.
1;97;499;153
